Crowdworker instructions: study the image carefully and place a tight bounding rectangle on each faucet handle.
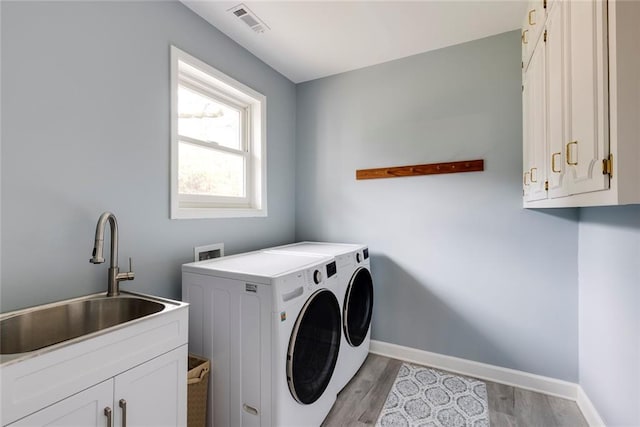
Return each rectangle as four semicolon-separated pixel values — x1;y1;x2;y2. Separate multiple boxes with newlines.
119;257;135;281
126;257;135;280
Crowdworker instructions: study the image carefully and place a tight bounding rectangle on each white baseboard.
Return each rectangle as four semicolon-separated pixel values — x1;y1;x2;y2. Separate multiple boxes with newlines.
577;386;606;427
370;340;578;399
369;340;607;426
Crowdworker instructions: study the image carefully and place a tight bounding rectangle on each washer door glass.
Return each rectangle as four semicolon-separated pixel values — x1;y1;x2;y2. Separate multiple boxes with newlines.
344;267;373;347
287;289;341;405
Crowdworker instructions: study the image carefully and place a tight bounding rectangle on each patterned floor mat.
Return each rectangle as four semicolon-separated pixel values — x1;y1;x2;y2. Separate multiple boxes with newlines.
375;363;489;427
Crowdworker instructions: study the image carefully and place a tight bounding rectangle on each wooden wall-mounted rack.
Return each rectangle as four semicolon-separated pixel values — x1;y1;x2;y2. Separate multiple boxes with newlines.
356;159;484;180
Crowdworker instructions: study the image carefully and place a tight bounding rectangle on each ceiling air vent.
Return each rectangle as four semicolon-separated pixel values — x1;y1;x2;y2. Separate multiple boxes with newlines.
228;4;270;34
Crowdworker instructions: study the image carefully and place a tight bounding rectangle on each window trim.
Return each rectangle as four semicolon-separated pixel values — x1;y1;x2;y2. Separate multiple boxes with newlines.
170;46;267;219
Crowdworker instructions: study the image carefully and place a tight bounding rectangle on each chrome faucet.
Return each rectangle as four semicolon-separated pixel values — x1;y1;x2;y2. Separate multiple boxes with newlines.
90;212;135;296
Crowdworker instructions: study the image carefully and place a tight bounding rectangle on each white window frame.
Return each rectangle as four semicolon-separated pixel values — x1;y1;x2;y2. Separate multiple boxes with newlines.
170;46;267;219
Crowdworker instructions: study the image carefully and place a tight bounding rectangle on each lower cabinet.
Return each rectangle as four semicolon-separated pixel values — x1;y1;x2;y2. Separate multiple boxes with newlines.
7;346;187;427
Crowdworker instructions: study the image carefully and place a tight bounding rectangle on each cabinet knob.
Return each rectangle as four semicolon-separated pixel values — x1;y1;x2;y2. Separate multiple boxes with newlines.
522;29;529;44
523;171;530;186
529;9;536;25
530;167;538;183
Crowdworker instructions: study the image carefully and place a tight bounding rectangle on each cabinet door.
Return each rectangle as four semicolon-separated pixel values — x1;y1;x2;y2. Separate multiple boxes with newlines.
523;38;547;202
8;380;113;427
113;345;187;427
563;0;609;195
546;0;568;198
528;0;546;46
523;72;531;200
522;0;547;70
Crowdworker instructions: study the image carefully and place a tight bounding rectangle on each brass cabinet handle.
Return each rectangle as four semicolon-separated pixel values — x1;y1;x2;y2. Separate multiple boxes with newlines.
566;141;578;165
523;171;530;186
551;152;561;173
529;9;536;25
530;167;538;183
522;29;529;44
119;399;127;427
104;407;113;427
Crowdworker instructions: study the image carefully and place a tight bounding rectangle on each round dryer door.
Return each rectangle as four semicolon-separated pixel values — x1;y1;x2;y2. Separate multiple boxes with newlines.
287;289;341;404
344;267;373;347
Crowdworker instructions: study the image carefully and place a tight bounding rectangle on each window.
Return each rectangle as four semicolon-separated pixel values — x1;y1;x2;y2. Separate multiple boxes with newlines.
170;46;266;219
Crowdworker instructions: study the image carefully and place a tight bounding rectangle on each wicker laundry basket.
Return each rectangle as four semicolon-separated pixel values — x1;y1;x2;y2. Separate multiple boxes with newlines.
187;354;210;427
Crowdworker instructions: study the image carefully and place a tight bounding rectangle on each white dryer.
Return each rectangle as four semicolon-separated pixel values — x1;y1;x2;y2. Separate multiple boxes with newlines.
268;242;373;392
182;251;341;427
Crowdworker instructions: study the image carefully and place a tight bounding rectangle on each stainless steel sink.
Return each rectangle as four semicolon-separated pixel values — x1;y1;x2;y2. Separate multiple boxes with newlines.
0;295;166;355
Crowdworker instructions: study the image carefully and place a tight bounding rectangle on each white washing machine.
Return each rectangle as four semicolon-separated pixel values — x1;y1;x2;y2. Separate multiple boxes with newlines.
182;250;342;427
268;242;373;392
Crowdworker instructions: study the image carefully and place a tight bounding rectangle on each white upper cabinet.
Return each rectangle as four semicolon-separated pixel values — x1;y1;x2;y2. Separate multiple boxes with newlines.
522;0;640;208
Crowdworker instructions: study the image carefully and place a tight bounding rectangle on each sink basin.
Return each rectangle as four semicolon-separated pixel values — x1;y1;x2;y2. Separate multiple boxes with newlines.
0;296;165;355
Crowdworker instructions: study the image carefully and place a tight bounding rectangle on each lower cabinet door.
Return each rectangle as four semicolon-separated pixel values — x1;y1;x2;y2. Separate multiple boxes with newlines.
113;345;187;427
8;380;113;427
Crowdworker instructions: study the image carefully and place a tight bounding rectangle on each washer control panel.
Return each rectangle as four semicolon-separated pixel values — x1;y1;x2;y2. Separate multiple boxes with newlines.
305;260;338;291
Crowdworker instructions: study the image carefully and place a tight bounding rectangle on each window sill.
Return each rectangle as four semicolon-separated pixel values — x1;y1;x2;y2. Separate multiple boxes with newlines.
171;206;267;220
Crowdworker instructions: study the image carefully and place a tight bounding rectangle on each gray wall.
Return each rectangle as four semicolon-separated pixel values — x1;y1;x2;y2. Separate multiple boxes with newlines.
6;5;639;413
295;31;580;381
578;206;640;426
0;1;296;311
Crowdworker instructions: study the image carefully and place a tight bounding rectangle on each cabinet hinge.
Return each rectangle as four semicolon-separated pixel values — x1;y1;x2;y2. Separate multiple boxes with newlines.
602;154;613;177
543;30;548;43
544;180;549;191
543;0;547;9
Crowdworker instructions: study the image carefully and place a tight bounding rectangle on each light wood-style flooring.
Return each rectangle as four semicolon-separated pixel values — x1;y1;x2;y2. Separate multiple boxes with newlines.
322;354;588;427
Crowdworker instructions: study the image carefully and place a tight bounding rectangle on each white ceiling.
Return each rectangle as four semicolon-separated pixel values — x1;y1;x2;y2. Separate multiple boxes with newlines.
181;1;527;83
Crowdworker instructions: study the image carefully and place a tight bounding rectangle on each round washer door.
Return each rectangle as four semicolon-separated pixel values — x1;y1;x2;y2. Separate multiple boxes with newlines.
287;289;341;404
344;267;374;347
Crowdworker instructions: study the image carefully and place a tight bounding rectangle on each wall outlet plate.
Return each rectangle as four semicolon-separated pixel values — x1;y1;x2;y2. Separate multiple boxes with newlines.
194;243;225;261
